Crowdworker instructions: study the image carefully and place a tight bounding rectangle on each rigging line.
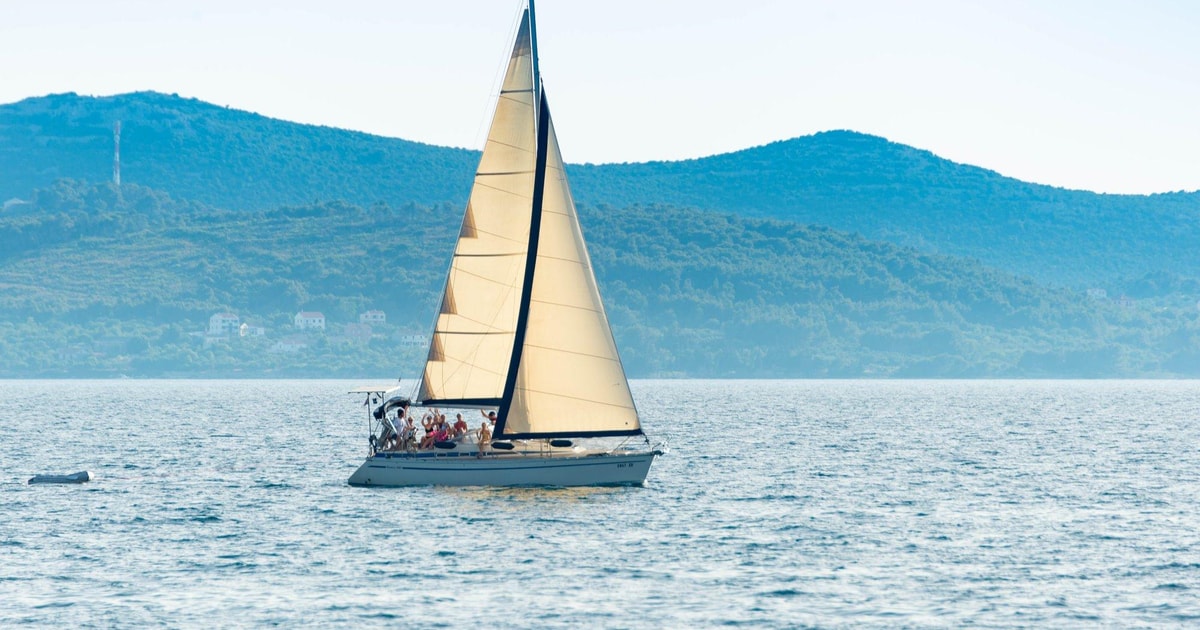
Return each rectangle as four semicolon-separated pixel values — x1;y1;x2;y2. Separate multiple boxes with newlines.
528;297;601;313
530;252;587;264
519;342;620;362
425;351;505;390
433;331;511;336
512;385;635;410
479;137;536;153
432;317;512;338
445;265;523;294
525;302;600;314
429;357;506;378
471;3;528;150
454;225;526;245
477;170;536;176
468;180;535;199
529;1;539;96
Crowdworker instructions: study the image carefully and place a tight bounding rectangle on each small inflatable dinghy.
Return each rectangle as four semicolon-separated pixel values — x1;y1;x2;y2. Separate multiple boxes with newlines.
28;471;93;484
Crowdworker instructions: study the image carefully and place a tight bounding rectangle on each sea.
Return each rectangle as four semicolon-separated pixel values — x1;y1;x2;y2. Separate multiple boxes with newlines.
2;379;1199;628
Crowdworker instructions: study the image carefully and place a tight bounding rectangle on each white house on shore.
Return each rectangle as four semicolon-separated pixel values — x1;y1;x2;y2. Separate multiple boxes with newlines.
208;313;240;336
396;333;425;347
239;323;267;337
294;311;326;330
360;310;386;324
271;336;308;353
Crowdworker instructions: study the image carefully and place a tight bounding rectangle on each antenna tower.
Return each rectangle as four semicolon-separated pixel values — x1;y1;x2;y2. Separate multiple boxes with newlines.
113;121;121;187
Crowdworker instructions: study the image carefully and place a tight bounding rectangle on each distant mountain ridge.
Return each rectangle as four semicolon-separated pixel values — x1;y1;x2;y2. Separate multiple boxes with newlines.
570;133;1200;288
2;91;1199;289
0;91;479;209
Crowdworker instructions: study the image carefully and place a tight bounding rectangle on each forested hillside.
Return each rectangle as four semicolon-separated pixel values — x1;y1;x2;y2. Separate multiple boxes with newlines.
0;91;478;209
572;135;1200;289
2;180;1197;378
2;93;1198;290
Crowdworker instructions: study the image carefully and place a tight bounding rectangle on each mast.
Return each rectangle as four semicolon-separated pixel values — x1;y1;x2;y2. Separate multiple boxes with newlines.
529;0;540;104
495;0;545;437
492;1;641;439
495;87;551;437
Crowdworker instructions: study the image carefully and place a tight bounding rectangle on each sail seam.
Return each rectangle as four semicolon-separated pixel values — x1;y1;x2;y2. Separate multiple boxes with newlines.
519;343;620;362
434;314;511;333
477;170;536;176
483;138;535;153
433;361;506;378
528;298;601;313
529;253;586;265
468;180;533;199
443;265;522;286
514;386;635;409
453;226;525;245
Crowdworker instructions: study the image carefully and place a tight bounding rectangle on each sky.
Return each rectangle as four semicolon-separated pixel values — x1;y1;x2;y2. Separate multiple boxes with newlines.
3;0;1198;194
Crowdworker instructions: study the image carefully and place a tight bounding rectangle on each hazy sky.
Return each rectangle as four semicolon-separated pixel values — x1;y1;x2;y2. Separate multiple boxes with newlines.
3;0;1197;194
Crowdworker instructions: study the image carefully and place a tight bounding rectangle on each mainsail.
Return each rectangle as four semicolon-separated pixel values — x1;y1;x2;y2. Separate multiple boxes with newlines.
417;12;537;407
417;4;641;438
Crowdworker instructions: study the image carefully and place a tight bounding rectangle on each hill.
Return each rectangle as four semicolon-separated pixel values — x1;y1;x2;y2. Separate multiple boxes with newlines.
2;92;1198;290
1;180;1197;378
572;134;1200;290
0;91;478;209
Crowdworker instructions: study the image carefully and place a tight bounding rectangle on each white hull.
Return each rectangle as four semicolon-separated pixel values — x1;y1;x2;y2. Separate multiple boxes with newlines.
348;449;657;487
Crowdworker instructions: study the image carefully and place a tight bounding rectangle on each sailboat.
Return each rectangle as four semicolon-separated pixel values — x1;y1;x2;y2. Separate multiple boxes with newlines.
347;0;661;487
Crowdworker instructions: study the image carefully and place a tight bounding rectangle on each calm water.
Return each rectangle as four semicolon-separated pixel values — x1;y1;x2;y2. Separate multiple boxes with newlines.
2;380;1199;627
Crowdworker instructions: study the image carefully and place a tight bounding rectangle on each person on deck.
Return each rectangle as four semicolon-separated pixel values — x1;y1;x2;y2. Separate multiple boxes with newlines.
419;425;437;450
453;413;468;437
399;417;416;450
477;422;492;457
379;416;399;450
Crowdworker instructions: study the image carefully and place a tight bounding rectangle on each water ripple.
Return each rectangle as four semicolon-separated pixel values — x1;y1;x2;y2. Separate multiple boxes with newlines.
2;379;1200;627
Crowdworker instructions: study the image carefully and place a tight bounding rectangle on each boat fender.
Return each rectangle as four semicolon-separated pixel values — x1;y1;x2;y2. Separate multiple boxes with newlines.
490;441;515;450
549;439;573;448
434;440;457;449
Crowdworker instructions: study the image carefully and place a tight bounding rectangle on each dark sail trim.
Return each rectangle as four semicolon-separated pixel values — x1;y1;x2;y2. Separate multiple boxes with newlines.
495;88;551;438
499;428;644;440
